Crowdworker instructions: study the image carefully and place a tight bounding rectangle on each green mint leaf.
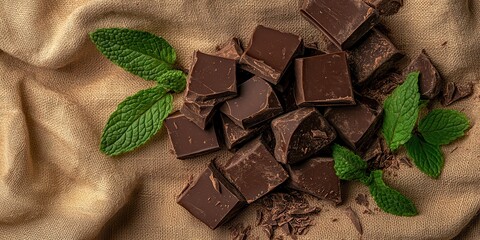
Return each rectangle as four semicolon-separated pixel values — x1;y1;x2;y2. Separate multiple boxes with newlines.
405;135;444;178
332;144;369;182
418;109;470;145
156;70;186;93
90;28;176;80
382;72;420;151
100;86;173;156
369;170;418;216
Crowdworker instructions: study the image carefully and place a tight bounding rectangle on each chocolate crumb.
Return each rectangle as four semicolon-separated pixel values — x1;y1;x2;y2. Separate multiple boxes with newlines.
442;41;448;46
344;207;363;235
355;194;370;208
332;218;338;222
229;223;252;240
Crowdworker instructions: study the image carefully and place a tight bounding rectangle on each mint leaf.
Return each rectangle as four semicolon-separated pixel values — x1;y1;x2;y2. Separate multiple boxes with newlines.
369;170;418;216
90;28;176;80
382;72;420;151
405;135;444;178
332;144;370;184
418;109;470;145
156;70;186;93
100;86;173;156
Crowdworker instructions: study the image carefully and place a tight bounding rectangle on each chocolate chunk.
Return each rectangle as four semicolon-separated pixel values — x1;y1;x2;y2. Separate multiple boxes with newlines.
286;157;341;204
324;97;383;150
215;38;244;62
240;25;303;85
441;82;474;106
180;94;217;129
220;76;284;129
358;73;404;102
300;0;379;49
217;138;289;203
350;29;403;84
271;107;337;165
165;111;221;159
363;0;403;16
220;114;265;151
404;50;443;99
295;52;355;107
344;207;363;235
177;162;247;229
185;51;237;102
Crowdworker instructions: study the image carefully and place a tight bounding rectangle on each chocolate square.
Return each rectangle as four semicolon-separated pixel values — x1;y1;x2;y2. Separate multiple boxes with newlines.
240;25;303;85
300;0;379;49
177;162;247;229
185;51;237;102
271;107;337;165
324;97;383;150
286;157;341;204
220;76;284;129
220;114;265;151
217;138;289;203
165;111;221;159
215;38;244;62
294;52;355;107
363;0;403;16
350;29;403;84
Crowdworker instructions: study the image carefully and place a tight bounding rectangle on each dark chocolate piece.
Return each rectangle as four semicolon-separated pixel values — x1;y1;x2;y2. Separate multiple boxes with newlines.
286;157;341;204
363;0;403;16
295;52;355;107
177;162;247;229
180;94;217;129
324;97;383;150
271;107;337;165
300;0;379;50
240;25;303;85
217;138;289;203
185;51;237;102
220;76;284;129
350;29;403;84
441;82;474;106
165;111;221;159
358;73;404;102
404;50;443;99
215;38;244;62
220;114;265;151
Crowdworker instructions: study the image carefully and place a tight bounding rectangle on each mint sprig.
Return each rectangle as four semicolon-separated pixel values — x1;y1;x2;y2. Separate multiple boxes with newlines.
90;28;176;80
90;28;186;156
418;109;470;146
369;170;417;216
332;145;417;216
405;135;444;178
382;72;420;151
100;86;173;156
379;72;470;178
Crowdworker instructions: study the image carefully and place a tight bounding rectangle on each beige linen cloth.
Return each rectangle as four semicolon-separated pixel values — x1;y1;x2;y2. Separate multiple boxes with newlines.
0;0;479;239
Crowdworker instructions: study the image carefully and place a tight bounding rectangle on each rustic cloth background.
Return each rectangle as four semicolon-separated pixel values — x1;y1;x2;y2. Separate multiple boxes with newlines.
0;0;479;239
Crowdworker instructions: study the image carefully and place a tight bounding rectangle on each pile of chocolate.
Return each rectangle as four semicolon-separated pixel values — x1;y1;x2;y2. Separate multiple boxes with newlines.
168;0;465;236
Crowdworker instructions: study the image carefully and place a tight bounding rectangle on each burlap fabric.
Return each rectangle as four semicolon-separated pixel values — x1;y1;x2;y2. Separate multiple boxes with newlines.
0;0;479;239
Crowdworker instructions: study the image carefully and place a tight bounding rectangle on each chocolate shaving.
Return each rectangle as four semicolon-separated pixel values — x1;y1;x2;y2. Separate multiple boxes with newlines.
256;191;320;239
441;41;448;46
344;207;363;235
209;173;222;194
450;146;459;154
229;223;252;240
399;157;413;168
